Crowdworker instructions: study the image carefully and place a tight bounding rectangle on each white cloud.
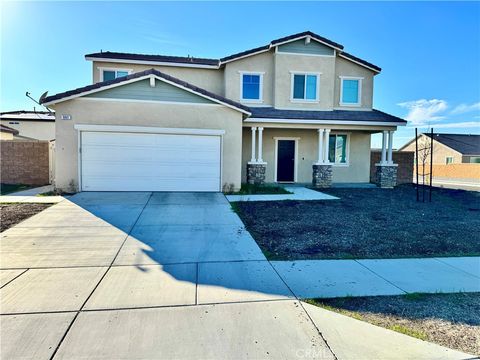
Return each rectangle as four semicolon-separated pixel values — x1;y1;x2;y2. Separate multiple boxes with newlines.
416;121;480;129
397;99;448;126
450;102;480;115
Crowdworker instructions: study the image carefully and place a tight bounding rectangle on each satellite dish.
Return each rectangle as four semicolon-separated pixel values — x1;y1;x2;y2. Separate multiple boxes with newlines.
39;91;48;104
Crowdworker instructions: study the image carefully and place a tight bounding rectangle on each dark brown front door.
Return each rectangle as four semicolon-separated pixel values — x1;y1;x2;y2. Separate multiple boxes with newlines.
277;140;295;182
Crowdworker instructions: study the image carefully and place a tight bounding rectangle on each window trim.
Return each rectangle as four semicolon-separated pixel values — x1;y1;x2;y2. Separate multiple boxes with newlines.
239;71;264;103
290;71;321;103
328;132;350;166
339;76;363;107
98;67;133;82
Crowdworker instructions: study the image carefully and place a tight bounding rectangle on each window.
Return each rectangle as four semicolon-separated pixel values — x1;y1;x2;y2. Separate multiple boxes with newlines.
328;134;348;164
291;73;319;101
446;156;454;164
340;77;362;106
101;69;130;81
241;73;263;101
470;157;480;163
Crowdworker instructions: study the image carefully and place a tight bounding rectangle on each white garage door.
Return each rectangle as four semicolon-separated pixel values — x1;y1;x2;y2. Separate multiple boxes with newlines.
80;131;221;192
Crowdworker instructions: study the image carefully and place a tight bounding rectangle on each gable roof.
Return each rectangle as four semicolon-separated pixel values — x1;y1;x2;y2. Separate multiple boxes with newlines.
248;107;406;126
0;124;19;135
40;69;251;115
85;31;381;73
426;133;480;155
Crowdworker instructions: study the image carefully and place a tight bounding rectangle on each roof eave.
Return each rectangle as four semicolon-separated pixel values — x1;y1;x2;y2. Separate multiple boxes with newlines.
42;71;250;116
85;56;220;69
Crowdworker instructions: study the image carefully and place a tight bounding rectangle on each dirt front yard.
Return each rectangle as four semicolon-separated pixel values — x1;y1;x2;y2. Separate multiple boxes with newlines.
1;203;51;232
307;292;480;355
234;185;480;260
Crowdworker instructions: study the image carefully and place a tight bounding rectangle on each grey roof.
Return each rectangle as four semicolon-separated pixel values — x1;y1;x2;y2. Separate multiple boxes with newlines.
425;133;480;155
85;51;219;66
220;31;344;62
41;69;251;114
85;31;380;72
249;107;406;124
340;51;381;72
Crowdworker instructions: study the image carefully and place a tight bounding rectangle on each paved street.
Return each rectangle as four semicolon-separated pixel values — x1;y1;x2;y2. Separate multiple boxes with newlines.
0;192;474;359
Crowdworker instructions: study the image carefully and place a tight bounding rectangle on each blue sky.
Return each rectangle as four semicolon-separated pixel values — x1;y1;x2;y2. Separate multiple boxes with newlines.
1;1;479;148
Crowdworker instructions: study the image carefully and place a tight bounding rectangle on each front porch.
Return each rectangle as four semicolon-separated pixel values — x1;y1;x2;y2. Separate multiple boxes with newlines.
241;125;398;188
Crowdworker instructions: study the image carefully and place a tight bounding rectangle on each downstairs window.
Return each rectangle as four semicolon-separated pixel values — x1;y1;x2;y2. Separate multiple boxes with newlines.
328;134;348;164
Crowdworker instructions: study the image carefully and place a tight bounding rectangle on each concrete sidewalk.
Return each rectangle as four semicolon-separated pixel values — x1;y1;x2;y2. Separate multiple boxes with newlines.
226;186;338;202
0;185;65;203
272;257;480;298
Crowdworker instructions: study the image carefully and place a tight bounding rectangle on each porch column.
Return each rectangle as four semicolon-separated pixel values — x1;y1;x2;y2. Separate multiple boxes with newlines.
323;129;331;163
257;127;264;162
387;130;394;164
250;127;257;163
317;128;324;163
381;130;387;164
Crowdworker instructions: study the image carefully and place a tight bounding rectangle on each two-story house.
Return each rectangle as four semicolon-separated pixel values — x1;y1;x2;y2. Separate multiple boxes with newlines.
41;31;406;192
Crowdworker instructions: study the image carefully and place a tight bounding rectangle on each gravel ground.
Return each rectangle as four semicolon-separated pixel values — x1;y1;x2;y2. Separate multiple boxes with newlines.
308;293;480;355
235;184;480;260
0;204;51;232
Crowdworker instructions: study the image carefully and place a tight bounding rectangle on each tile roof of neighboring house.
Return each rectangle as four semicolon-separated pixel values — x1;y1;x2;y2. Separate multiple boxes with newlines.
86;31;380;73
249;107;406;124
0;124;19;135
85;51;220;67
425;133;480;155
0;110;55;121
40;68;251;114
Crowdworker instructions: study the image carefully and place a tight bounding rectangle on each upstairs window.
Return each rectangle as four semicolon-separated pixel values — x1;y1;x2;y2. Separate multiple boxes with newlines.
446;156;454;164
328;134;348;164
291;73;319;101
340;77;362;106
101;69;130;81
241;73;263;102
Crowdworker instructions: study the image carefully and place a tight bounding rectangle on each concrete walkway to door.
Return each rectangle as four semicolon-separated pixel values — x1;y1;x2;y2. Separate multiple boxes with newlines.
0;192;473;359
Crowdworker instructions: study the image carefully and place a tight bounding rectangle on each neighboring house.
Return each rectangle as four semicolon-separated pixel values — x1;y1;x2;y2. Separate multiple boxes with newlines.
40;31;406;192
400;133;480;164
0;124;20;140
0;110;55;141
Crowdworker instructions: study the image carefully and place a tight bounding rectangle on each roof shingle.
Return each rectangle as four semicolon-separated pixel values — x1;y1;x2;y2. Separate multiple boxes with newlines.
249;107;406;124
41;69;251;114
85;51;219;66
425;133;480;155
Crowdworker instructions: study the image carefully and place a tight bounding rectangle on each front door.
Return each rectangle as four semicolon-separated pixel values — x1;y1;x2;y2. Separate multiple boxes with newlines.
277;140;295;182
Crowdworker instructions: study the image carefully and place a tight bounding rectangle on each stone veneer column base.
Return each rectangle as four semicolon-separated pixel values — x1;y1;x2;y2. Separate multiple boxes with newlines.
312;164;333;188
375;163;398;188
247;162;267;185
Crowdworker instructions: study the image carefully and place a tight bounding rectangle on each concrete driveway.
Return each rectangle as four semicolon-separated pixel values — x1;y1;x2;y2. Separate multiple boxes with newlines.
0;192;333;359
0;192;471;359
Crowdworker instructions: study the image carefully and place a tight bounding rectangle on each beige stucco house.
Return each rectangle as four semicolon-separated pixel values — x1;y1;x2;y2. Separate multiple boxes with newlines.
400;133;480;164
41;31;406;192
0;111;55;141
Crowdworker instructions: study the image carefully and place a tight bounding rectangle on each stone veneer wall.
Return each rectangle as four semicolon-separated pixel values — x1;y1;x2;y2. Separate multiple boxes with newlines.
371;150;414;184
375;164;398;188
312;164;332;188
246;163;266;185
1;140;50;185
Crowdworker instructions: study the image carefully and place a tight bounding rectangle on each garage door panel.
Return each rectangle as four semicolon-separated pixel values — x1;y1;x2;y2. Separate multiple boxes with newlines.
81;132;221;192
83;177;219;192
